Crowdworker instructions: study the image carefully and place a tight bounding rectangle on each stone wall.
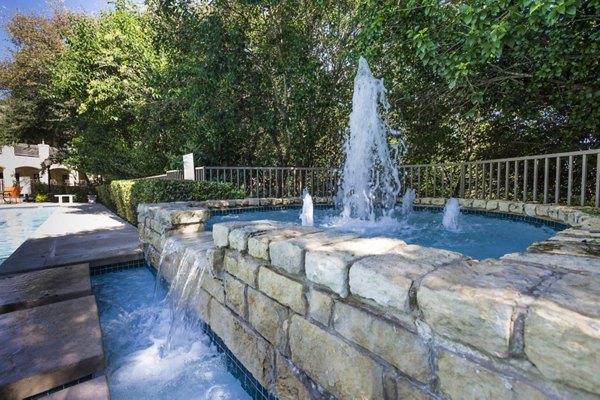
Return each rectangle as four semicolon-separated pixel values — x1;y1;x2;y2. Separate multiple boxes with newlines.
138;199;600;399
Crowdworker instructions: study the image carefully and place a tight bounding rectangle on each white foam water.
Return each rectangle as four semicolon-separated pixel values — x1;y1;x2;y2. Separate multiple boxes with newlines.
300;188;314;227
94;268;251;400
442;198;461;231
336;57;404;222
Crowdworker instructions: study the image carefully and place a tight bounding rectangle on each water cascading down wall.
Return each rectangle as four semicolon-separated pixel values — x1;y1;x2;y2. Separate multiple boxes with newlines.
138;198;600;400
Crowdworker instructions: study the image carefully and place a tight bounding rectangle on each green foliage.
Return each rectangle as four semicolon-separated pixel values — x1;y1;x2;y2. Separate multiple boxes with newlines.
96;184;115;210
47;1;168;179
357;0;600;162
32;182;97;202
101;178;244;224
35;193;49;202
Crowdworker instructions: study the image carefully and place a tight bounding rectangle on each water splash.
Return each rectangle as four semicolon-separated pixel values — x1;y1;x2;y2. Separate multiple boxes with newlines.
442;198;461;231
300;188;314;227
336;57;403;222
401;188;416;215
154;237;179;299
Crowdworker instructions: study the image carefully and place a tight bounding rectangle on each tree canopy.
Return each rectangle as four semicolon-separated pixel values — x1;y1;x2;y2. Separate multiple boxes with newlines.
0;0;598;179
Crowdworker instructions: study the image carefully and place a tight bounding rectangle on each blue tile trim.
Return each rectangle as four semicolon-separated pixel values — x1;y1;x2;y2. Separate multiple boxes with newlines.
207;204;567;231
24;374;96;399
90;258;148;276
412;205;568;230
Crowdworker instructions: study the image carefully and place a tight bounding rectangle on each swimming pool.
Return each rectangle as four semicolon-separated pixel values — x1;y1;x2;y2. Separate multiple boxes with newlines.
93;267;252;400
0;206;56;265
207;206;563;259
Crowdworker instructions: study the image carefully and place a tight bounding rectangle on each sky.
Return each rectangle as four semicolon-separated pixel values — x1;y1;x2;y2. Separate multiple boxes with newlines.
0;0;139;60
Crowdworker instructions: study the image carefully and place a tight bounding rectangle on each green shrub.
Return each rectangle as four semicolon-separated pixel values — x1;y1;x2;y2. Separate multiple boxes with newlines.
96;184;114;209
32;182;97;202
35;193;49;202
101;179;245;224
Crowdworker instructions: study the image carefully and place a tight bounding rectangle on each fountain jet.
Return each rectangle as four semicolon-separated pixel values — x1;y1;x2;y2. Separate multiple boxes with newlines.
336;57;403;221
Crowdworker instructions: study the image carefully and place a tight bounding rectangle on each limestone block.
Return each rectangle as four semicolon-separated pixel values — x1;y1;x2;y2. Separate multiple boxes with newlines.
258;267;306;315
509;202;524;214
166;223;204;236
200;273;225;303
223;250;261;287
269;231;358;275
524;273;600;395
417;260;552;357
247;287;290;353
485;200;499;211
308;288;333;326
212;220;278;248
289;315;384;399
527;240;600;259
438;350;548;400
248;226;321;260
389;244;467;267
333;302;431;382
419;197;433;205
271;198;283;205
502;252;600;274
224;274;247;318
431;198;446;206
525;203;538;216
305;237;405;297
383;372;433;400
349;253;437;314
229;221;284;251
535;204;551;218
169;208;210;225
275;353;313;400
192;288;211;323
458;198;473;208
209;300;273;388
498;200;511;212
472;199;487;209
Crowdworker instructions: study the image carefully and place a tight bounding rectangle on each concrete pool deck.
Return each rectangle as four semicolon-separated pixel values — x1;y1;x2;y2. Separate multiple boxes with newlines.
0;203;142;399
0;203;142;275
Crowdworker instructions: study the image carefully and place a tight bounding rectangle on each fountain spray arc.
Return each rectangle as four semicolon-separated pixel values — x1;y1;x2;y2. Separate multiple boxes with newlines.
337;57;404;221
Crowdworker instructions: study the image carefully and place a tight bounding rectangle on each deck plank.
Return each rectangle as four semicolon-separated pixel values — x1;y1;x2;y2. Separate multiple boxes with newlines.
0;296;105;400
0;264;90;314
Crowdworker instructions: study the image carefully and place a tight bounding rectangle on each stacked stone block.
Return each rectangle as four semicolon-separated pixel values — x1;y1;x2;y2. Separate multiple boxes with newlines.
139;200;600;400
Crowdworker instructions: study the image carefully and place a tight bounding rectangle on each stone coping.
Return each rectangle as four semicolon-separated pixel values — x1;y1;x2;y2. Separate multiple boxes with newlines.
138;198;600;399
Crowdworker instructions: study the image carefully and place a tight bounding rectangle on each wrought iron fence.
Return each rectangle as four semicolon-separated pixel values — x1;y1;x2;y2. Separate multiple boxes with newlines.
401;149;600;207
194;167;338;198
158;149;600;206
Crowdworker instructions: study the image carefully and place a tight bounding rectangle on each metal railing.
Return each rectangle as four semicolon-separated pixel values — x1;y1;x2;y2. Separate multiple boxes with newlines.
156;149;600;206
401;149;600;207
194;166;338;198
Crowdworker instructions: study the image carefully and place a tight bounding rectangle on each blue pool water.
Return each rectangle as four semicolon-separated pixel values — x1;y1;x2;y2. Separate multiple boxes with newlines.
207;207;562;259
93;268;251;400
0;206;56;265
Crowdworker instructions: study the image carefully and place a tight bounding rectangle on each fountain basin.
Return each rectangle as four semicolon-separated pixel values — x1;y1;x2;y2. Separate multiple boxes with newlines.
138;198;600;399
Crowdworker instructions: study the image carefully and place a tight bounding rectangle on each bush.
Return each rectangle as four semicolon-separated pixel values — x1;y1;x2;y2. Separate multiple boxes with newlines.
35;193;49;202
96;184;114;210
100;179;245;224
32;182;97;203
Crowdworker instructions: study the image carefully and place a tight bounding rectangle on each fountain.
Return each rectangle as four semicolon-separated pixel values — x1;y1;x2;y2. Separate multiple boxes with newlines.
442;198;461;231
336;57;403;222
300;188;314;227
401;188;416;215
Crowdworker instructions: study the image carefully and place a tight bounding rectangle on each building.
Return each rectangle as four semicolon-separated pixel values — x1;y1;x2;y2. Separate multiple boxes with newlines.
0;142;82;197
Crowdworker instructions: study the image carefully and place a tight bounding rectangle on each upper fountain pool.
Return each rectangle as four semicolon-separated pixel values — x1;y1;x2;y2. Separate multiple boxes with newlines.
206;206;563;260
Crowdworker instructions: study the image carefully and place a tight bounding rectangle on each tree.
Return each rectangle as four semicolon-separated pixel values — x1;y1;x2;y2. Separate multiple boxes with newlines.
48;1;167;179
357;0;600;163
0;7;72;146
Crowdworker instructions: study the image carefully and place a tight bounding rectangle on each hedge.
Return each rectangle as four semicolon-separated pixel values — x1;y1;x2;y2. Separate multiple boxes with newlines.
32;182;97;203
97;179;245;224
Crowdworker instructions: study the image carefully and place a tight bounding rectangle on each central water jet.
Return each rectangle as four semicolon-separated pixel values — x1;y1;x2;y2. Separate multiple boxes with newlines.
336;57;403;222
